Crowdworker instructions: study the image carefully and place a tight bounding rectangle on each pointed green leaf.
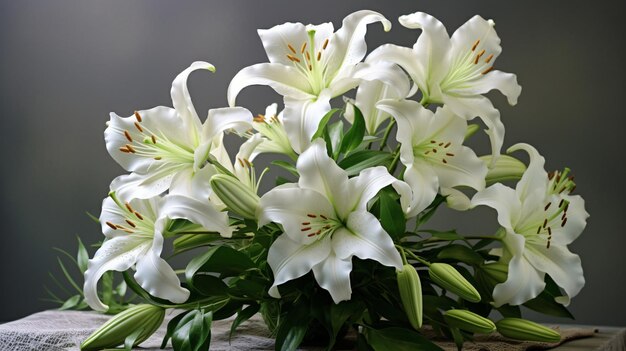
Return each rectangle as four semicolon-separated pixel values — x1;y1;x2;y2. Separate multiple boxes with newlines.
340;105;366;154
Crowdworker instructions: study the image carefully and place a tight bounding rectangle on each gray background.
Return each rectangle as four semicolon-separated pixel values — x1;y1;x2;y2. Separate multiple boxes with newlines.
1;0;624;326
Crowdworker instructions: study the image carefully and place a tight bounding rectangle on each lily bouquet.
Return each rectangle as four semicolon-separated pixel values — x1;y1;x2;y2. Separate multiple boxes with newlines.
74;9;588;351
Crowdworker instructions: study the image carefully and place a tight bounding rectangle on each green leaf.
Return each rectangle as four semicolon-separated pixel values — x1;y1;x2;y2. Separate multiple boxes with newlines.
497;304;522;318
338;150;393;176
327;120;344;159
424;230;463;241
76;237;89;273
523;291;574;319
172;234;221;255
124;328;143;351
340;104;366;155
437;245;484;266
185;246;255;282
172;309;213;351
365;327;443;351
276;176;292;186
271;160;299;177
59;295;81;310
275;303;309;351
416;195;446;227
101;271;114;307
378;188;406;240
189;274;230;297
230;304;260;340
312;108;342;141
162;311;191;348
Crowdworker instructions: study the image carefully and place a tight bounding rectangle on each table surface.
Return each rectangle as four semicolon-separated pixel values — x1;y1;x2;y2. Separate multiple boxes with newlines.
0;310;623;351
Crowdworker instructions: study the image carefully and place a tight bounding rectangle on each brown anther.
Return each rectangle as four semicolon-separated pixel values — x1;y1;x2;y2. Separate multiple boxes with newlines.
543;218;548;228
320;214;328;220
254;114;265;122
564;203;570;212
134;122;143;133
537;226;542;234
301;227;312;232
301;222;310;225
561;218;568;227
558;187;566;194
570;185;576;193
548;227;552;235
123;229;134;234
324;225;331;229
317;51;321;61
125;219;136;228
562;213;567;220
134;111;143;122
305;51;311;61
308;64;313;71
237;158;245;167
485;54;494;63
547;240;551;249
432;148;438;153
307;214;317;218
444;142;451;148
446;153;455;157
471;39;480;51
244;159;252;167
548;171;555;180
125;202;133;212
477;49;486;59
442;159;448;164
151;135;157;144
301;42;307;53
323;38;329;50
154;156;162;160
115;224;124;229
119;147;131;153
307;232;317;237
474;55;481;65
134;211;144;220
559;199;565;207
287;54;301;63
125;144;136;153
544;202;552;211
425;150;431;155
124;130;133;142
315;230;321;235
481;66;494;75
430;140;436;144
568;176;575;181
438;142;444;146
288;44;296;54
106;221;117;230
556;174;561;182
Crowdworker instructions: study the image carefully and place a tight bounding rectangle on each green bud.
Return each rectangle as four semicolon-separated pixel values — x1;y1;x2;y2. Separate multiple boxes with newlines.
480;262;508;284
429;263;481;303
444;309;496;334
480;154;526;185
496;318;561;343
465;124;480;140
210;174;260;220
81;304;165;351
397;264;423;330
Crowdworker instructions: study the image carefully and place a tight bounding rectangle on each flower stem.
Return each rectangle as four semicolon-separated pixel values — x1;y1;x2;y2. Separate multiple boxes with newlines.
396;245;431;267
379;119;396;151
388;145;402;173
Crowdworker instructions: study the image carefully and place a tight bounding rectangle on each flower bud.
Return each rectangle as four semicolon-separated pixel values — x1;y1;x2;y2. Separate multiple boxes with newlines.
429;263;481;303
444;309;496;334
210;174;260;220
496;318;561;343
480;155;526;185
81;304;165;350
480;262;508;284
397;264;423;330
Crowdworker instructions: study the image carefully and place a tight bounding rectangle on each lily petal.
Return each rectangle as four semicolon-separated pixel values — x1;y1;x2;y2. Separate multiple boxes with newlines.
367;44;424;94
296;139;350;217
472;183;521;231
403;164;439;217
160;194;232;238
283;90;332;154
169;165;217;202
467;70;521;106
333;211;402;270
110;163;184;200
83;236;150;311
508;143;549;204
170;61;214;142
449;16;502;68
258;22;311;65
312;252;353;303
325;10;391;80
551;194;588;246
267;234;332;298
493;232;546;306
202;107;253;142
134;230;190;304
227;63;314;106
258;186;335;244
347;166;402;213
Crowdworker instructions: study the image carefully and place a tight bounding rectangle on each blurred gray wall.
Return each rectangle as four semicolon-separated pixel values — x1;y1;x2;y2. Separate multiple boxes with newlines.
1;0;625;325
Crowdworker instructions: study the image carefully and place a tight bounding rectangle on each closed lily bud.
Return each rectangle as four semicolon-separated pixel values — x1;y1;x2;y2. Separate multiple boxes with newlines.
496;318;561;343
481;262;508;284
81;304;165;351
480;154;526;185
397;264;423;330
210;174;260;220
444;309;496;334
429;263;481;303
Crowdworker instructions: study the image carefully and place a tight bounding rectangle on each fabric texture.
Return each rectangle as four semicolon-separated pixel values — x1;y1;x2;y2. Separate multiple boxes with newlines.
0;309;601;350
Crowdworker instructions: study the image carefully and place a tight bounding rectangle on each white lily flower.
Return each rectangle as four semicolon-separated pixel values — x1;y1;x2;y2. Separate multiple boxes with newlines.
248;103;297;159
84;193;232;311
258;139;410;303
228;10;410;153
344;63;412;135
368;12;522;160
106;61;252;201
472;143;588;307
377;99;487;216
